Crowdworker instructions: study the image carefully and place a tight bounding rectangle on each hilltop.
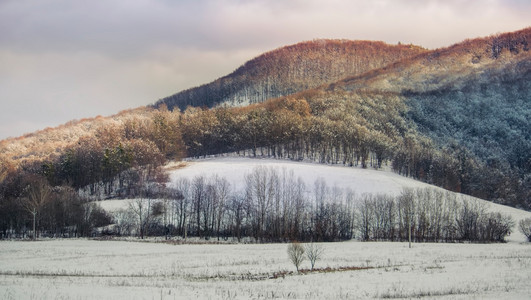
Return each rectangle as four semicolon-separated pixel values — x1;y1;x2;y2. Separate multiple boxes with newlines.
156;39;427;110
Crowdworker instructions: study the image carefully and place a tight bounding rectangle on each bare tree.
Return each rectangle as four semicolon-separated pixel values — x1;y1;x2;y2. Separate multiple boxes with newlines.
113;208;136;236
22;177;51;240
213;176;230;240
399;188;415;248
128;198;152;239
305;242;324;270
518;218;531;242
287;242;305;272
192;176;206;237
229;193;246;242
245;166;275;241
172;177;190;238
357;195;374;241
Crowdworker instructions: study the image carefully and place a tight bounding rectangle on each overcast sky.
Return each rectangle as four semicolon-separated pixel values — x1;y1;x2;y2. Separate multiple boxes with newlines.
0;0;529;140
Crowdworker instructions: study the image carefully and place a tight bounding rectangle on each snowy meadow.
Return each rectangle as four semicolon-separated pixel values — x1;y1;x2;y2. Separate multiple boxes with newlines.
1;239;531;299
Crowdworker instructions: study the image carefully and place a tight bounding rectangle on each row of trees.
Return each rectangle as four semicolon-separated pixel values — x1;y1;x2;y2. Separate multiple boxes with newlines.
101;167;513;243
357;188;514;243
0;163;514;243
179;96;398;169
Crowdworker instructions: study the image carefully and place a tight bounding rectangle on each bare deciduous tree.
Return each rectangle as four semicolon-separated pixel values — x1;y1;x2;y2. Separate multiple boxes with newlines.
519;218;531;242
113;208;136;236
305;242;324;270
214;176;230;241
172;177;190;239
399;188;415;248
128;198;152;239
22;177;51;240
287;242;305;272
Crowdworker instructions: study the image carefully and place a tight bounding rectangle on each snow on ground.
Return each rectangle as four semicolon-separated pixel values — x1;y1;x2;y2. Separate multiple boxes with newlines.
94;157;531;242
96;198;136;213
167;157;430;195
1;239;530;299
165;157;531;242
6;157;531;299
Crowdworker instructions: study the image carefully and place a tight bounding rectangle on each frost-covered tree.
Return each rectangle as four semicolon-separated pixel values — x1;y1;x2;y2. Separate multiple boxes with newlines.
398;188;415;248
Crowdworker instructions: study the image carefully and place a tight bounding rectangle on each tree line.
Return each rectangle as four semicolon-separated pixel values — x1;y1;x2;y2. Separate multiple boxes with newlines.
101;167;513;243
0;174;112;239
0;160;514;243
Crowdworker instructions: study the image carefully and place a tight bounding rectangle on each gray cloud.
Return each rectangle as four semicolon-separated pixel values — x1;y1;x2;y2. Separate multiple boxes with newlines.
0;0;529;139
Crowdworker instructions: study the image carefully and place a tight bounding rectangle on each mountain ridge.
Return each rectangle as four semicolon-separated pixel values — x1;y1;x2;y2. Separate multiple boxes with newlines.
331;27;531;95
156;39;428;110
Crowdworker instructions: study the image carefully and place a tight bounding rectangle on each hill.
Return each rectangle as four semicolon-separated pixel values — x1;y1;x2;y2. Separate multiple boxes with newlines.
297;27;531;207
158;28;530;209
156;39;427;110
0;28;530;240
0;39;427;168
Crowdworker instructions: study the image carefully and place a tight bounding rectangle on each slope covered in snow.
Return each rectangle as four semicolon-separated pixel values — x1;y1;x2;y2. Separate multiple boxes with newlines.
165;157;531;242
168;157;430;195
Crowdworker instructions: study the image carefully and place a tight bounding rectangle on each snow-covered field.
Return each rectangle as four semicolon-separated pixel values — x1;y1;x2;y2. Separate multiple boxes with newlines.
1;239;530;299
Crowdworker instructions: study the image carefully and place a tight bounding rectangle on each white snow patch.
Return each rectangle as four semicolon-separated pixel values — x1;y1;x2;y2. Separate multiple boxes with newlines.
168;157;430;195
94;199;136;213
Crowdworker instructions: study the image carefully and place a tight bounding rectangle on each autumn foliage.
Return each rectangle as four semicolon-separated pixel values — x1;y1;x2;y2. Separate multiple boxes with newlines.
158;39;427;110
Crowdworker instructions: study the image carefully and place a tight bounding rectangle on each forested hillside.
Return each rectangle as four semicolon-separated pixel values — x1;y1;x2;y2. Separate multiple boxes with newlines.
0;28;529;239
169;27;531;209
326;28;531;208
404;63;530;206
157;40;427;110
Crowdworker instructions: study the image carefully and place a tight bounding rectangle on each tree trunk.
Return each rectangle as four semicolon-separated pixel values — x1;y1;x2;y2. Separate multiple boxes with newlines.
32;210;36;240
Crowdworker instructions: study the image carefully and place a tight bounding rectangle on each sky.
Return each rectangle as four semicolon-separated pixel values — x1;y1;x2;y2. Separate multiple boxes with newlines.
0;0;529;140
